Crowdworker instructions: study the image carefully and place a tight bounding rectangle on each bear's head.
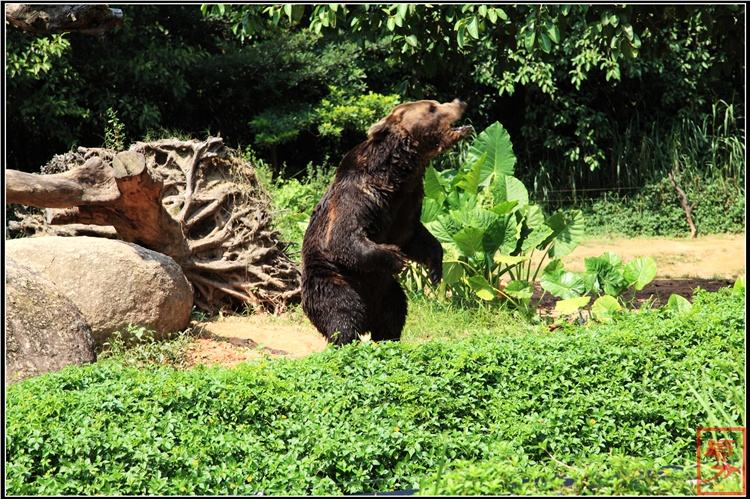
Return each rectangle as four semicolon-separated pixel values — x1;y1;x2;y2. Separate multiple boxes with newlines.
367;99;472;159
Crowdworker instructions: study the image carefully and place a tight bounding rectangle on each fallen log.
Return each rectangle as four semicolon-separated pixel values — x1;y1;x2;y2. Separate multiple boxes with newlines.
5;4;123;35
6;138;301;313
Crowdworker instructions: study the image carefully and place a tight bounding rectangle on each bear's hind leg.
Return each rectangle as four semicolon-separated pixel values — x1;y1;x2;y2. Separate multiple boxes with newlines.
302;276;367;346
370;279;407;342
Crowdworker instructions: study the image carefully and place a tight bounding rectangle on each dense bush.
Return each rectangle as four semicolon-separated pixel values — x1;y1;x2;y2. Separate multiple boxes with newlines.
206;4;745;194
419;454;697;495
6;287;744;495
5;6;372;173
7;5;743;200
578;177;745;237
254;159;335;257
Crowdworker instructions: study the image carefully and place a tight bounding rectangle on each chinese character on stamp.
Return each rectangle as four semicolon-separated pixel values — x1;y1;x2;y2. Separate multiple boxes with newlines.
697;427;746;495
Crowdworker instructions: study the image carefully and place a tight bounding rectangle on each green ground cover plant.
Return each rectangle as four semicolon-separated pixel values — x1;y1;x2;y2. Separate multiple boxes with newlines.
541;253;658;321
6;286;744;495
576;178;745;238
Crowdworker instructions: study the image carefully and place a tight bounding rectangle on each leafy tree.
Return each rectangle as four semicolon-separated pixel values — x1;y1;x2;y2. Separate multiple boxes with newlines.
207;4;744;193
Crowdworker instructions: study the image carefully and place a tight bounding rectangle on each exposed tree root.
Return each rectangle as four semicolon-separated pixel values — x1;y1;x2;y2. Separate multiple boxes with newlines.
6;137;301;314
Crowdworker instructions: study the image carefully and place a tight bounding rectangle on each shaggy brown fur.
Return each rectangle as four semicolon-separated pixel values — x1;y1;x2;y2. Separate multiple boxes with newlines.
301;99;471;345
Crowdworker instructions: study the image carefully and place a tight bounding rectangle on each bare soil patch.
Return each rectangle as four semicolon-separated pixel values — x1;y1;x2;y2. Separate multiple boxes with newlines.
185;234;745;366
562;234;745;279
185;314;326;367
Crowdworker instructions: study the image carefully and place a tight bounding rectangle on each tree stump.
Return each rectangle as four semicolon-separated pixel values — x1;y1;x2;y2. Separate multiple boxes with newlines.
6;138;301;313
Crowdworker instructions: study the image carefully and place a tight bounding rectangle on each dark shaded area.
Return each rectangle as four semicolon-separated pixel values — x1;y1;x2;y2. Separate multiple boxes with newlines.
6;4;743;197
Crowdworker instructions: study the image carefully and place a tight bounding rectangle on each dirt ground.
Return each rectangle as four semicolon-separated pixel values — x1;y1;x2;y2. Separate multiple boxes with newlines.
185;234;745;367
562;234;745;280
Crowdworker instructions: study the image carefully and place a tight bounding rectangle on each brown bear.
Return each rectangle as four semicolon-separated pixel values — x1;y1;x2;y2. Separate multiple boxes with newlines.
301;98;471;345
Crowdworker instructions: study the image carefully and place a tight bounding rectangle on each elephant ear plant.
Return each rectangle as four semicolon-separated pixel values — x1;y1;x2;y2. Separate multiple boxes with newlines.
542;252;659;322
402;122;585;316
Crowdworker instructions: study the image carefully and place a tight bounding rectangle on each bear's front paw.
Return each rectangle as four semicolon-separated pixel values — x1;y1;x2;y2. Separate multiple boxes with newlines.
382;244;407;273
429;265;442;286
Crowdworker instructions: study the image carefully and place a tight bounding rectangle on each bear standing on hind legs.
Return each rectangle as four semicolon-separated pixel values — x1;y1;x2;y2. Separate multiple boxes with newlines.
301;98;472;345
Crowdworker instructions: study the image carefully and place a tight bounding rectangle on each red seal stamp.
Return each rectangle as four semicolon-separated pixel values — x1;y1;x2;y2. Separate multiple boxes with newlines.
697;427;746;495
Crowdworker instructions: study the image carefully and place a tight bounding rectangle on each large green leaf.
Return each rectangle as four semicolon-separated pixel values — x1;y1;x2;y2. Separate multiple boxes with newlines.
468;275;496;301
665;294;692;315
521;225;553;253
425;218;455;243
584;252;628;296
420;197;443;223
540;270;585;299
555;296;591;315
482;215;517;256
585;252;623;273
450;206;498;232
523;204;546;230
581;270;601;295
452;227;485;256
442;261;464;286
505;280;533;300
543;258;564;275
490;200;519;216
492;175;528;207
466;121;516;181
601;272;629;297
546;209;585;257
455;191;478;212
456;152;487;196
591;295;623;322
423;165;446;200
623;257;657;290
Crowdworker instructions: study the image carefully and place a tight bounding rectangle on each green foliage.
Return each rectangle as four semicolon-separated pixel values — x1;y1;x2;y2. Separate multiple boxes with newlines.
98;325;194;369
205;4;743;196
419;454;697;495
6;33;71;78
6;6;373;173
103;107;127;151
568;100;744;237
404;122;584;313
249;102;317;148
256;158;334;257
6;288;744;495
250;86;401;148
665;294;693;316
579;177;745;237
315;87;401;139
541;252;658;319
6;4;743;239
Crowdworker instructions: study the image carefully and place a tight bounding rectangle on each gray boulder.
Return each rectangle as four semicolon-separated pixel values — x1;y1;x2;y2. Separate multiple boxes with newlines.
6;259;96;383
6;236;194;345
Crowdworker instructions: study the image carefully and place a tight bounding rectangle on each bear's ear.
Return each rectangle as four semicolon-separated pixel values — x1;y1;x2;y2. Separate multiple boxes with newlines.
367;117;391;141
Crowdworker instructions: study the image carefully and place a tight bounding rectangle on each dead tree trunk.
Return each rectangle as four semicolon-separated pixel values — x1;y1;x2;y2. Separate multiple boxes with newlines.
5;4;123;35
6;138;301;313
667;168;698;239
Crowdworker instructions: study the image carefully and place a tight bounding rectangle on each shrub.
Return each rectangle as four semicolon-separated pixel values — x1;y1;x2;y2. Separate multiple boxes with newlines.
257;160;335;257
577;177;745;238
419;454;698;495
6;288;744;495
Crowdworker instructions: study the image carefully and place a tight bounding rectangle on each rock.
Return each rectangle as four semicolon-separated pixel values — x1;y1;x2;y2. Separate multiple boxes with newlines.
7;236;194;345
6;259;96;383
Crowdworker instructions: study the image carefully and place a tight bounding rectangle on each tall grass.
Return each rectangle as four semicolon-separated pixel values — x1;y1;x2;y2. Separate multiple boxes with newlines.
534;100;745;205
